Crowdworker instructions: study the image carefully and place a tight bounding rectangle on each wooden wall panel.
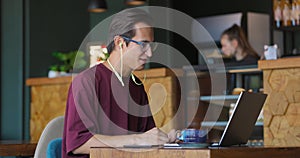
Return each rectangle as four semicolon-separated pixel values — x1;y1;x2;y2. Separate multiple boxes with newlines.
263;67;300;146
30;84;70;142
143;76;179;132
259;58;300;147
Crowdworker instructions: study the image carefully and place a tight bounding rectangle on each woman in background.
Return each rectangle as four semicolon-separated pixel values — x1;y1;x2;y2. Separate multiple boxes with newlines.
220;24;260;65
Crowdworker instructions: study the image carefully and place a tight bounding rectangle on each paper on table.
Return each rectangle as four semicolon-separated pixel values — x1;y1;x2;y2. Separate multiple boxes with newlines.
123;145;161;148
163;143;182;149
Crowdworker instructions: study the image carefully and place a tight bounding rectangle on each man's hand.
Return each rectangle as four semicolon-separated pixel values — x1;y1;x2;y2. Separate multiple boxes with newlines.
73;127;175;154
167;129;177;143
136;127;169;145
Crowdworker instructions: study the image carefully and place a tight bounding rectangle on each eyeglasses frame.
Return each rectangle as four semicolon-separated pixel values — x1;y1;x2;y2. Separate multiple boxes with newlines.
120;35;157;52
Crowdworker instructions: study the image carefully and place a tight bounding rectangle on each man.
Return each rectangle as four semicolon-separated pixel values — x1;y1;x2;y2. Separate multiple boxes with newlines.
62;8;176;158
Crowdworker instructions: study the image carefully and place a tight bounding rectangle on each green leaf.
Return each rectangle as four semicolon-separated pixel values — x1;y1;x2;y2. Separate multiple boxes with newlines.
50;50;87;73
49;65;59;71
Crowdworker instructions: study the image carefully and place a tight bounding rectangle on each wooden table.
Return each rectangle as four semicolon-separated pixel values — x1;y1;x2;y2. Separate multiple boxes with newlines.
0;140;37;156
90;146;300;158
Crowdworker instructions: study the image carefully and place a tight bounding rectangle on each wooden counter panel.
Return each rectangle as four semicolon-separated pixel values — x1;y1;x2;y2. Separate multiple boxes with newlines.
134;68;183;78
260;61;300;146
143;76;179;131
30;83;70;141
258;57;300;70
26;76;72;86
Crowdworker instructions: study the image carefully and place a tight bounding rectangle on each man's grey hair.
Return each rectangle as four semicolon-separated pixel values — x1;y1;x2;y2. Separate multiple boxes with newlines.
106;8;153;53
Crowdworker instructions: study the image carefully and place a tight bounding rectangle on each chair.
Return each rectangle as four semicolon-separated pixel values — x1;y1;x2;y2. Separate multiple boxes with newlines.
34;116;64;158
46;137;62;158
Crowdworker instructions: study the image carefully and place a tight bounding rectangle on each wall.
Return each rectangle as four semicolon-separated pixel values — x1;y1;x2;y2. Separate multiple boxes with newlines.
173;0;271;18
90;0;129;29
89;1;272;67
0;0;274;144
29;0;90;77
0;0;90;143
1;0;24;140
172;0;272;65
89;0;173;68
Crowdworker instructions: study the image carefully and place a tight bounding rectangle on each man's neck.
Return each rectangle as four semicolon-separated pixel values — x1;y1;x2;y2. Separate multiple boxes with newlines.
104;53;131;77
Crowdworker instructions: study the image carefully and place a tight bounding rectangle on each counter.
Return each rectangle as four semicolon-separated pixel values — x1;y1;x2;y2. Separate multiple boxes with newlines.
26;68;181;141
258;57;300;147
26;76;71;141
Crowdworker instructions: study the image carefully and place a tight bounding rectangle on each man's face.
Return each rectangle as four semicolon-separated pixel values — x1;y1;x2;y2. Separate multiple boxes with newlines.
123;22;154;71
220;34;236;57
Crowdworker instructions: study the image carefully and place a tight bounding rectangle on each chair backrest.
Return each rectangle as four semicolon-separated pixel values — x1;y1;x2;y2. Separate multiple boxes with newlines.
34;116;64;158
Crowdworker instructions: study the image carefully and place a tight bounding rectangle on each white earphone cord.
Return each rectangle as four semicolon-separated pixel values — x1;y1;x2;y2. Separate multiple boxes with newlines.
107;58;124;86
120;43;123;85
107;42;146;86
131;73;146;85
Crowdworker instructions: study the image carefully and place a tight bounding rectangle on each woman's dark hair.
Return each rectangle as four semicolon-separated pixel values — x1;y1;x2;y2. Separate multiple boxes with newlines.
221;24;259;58
106;8;153;53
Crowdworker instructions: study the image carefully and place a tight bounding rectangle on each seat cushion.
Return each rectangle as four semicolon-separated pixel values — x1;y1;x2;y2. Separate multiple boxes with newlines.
46;138;62;158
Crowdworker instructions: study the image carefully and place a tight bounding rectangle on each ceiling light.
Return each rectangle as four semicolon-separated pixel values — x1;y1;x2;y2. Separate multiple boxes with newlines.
125;0;146;6
88;0;107;13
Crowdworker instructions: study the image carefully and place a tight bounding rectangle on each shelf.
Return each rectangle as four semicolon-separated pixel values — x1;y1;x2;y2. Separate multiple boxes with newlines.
200;95;239;101
227;68;261;74
187;95;240;107
182;64;259;73
201;121;263;127
187;95;239;101
197;121;264;131
272;25;300;56
274;25;300;32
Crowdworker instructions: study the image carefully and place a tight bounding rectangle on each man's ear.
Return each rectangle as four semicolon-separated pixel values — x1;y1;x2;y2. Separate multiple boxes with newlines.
113;36;125;50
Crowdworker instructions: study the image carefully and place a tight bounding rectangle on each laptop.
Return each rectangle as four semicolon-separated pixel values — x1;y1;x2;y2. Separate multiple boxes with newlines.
211;91;267;147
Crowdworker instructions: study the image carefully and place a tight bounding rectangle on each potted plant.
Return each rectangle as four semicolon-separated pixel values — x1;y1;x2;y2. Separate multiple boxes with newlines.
48;50;87;78
48;64;60;78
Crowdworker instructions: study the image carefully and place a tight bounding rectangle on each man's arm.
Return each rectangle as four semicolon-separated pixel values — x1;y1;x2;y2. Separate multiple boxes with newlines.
73;127;176;154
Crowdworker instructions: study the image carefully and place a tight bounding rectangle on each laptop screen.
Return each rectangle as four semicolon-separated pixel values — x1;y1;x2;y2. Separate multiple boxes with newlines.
218;91;267;146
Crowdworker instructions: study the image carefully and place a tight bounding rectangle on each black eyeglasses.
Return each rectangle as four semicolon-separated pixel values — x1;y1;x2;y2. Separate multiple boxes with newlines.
121;36;158;52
